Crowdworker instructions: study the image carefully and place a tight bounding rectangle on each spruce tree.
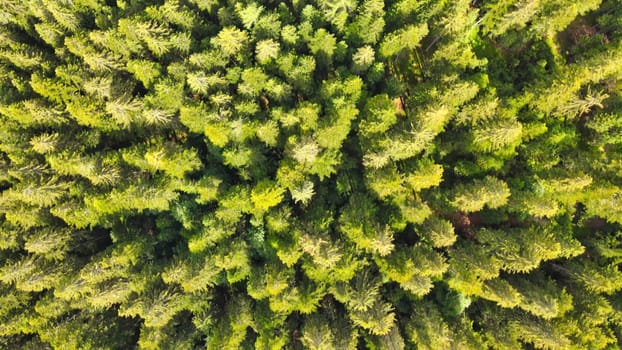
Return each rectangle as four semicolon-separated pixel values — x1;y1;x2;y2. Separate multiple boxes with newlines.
0;0;621;348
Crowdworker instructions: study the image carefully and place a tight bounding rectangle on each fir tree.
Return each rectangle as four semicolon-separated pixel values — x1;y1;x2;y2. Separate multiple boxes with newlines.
0;0;621;348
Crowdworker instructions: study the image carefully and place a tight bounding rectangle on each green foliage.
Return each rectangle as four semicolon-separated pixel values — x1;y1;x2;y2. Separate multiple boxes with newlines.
212;27;249;57
127;59;161;88
0;0;621;348
255;39;280;64
308;28;337;58
250;180;285;216
379;24;429;58
347;0;385;45
418;217;456;248
352;45;376;72
450;176;511;212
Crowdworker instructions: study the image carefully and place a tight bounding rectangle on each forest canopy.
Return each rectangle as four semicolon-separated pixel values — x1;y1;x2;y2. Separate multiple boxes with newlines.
1;0;622;349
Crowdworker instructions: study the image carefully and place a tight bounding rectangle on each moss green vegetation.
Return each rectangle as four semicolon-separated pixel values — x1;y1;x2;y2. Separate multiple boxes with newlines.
1;0;622;348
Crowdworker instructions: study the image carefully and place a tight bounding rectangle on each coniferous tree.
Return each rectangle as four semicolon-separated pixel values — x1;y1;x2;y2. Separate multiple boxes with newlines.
0;0;621;348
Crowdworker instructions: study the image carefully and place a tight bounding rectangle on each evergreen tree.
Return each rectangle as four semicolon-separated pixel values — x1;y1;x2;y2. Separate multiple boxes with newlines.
0;0;621;348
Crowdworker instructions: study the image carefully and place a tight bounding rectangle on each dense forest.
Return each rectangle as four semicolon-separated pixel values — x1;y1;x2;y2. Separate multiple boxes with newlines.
0;0;621;348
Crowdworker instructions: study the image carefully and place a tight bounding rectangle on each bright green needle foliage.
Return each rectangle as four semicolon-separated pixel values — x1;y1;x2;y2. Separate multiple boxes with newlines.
212;26;249;56
251;180;285;215
451;176;511;212
379;24;429;57
255;39;280;64
0;0;622;349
